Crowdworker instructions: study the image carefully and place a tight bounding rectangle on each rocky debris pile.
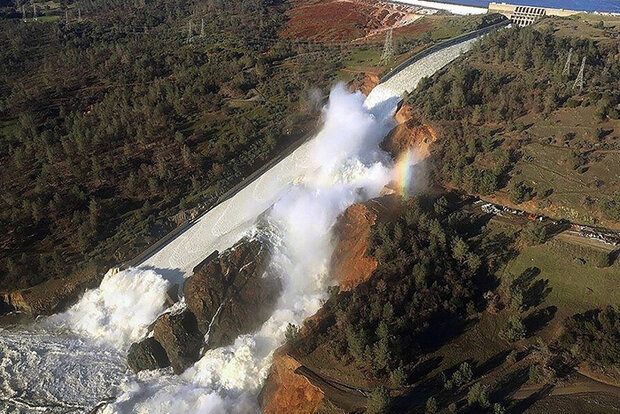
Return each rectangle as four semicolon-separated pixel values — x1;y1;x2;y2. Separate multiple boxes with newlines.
127;238;281;373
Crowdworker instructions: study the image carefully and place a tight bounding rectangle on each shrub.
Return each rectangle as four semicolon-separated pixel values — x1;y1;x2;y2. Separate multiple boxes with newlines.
521;222;547;245
366;386;391;414
502;315;526;342
466;382;490;409
285;323;300;342
506;350;518;364
425;396;438;414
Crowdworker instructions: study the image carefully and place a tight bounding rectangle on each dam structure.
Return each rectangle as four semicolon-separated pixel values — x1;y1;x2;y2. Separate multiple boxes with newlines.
141;22;506;277
0;24;506;413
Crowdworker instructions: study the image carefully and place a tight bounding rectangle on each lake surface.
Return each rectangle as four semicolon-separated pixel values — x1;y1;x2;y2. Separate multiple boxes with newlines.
449;0;620;12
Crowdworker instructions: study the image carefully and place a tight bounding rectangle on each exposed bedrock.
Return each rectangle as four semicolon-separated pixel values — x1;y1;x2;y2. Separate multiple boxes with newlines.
0;269;102;316
153;309;203;374
184;238;281;348
128;237;281;373
127;337;170;373
382;102;437;161
348;72;380;96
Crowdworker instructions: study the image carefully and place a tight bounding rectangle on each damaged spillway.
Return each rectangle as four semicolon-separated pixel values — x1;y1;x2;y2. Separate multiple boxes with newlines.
0;32;485;413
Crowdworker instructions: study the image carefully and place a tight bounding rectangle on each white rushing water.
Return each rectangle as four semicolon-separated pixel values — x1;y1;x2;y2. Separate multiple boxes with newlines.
0;36;478;413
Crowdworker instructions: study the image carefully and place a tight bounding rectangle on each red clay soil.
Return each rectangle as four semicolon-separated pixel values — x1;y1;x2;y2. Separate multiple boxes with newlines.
347;72;380;96
383;103;438;161
259;345;325;414
282;0;423;43
330;195;402;291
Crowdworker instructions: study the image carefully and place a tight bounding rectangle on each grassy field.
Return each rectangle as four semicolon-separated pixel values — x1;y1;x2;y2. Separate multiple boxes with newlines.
501;237;618;322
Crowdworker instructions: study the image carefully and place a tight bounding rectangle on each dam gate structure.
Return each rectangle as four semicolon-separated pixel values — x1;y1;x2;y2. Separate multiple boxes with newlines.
489;2;580;26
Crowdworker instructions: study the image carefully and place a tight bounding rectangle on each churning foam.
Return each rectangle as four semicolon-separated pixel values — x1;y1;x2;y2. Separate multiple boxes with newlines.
100;84;399;413
0;84;409;413
47;268;172;350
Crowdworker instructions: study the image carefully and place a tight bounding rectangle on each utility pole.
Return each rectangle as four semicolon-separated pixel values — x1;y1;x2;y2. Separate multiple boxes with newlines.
22;4;26;21
65;9;68;25
573;57;585;93
33;3;37;21
380;28;394;64
562;47;572;76
78;8;81;22
201;18;204;38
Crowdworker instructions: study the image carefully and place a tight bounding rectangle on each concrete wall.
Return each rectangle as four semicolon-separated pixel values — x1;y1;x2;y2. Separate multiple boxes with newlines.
489;2;580;26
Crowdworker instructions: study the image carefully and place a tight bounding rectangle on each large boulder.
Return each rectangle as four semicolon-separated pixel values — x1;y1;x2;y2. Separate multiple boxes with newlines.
127;337;170;373
153;309;203;374
127;237;282;374
183;238;281;349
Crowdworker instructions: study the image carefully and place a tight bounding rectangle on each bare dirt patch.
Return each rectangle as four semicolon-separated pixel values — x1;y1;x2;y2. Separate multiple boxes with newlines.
281;0;423;43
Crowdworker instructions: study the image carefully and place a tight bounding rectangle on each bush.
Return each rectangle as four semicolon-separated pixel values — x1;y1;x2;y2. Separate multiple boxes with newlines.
502;315;526;342
521;222;547;245
466;383;490;409
506;349;518;364
425;396;437;414
528;364;545;383
366;386;391;414
285;323;300;342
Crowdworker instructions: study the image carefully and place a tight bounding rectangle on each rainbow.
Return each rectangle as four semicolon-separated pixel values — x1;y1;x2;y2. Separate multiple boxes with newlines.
394;148;416;197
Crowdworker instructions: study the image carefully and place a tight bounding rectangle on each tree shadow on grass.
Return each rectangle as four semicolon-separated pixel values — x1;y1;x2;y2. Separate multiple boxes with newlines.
475;349;512;377
524;305;557;337
523;278;552;310
509;383;555;414
489;366;530;403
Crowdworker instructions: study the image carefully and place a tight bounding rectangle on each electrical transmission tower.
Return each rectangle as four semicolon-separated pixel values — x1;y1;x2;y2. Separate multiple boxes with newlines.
573;57;585;93
186;21;193;44
562;47;572;76
380;28;394;64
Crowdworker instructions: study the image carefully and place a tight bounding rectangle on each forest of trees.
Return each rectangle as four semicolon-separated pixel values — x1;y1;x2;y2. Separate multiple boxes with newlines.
0;0;348;289
289;196;510;383
408;23;620;221
560;306;619;367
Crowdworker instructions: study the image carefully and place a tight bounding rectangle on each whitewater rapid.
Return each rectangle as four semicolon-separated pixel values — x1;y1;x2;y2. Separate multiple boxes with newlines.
0;35;479;413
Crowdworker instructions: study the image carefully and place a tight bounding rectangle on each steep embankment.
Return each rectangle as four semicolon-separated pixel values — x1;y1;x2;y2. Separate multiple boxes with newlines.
259;345;326;414
281;0;422;43
382;103;437;161
260;105;436;413
348;72;380;96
